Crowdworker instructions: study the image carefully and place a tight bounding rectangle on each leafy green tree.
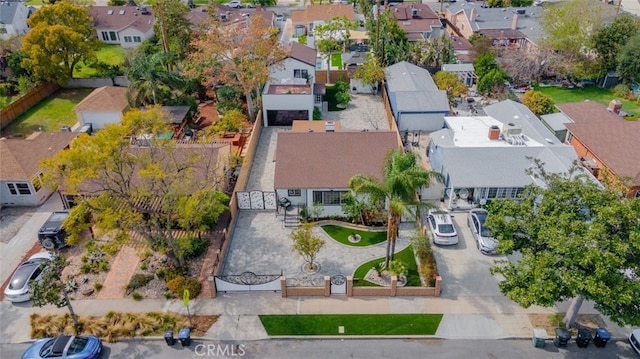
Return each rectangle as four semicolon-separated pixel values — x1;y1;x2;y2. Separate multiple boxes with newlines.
434;71;468;101
486;0;533;7
592;14;640;76
252;0;277;7
125;52;185;105
21;2;101;85
314;17;357;82
153;0;193;59
616;34;640;84
41;107;230;268
30;252;80;332
521;90;555;116
353;53;385;94
487;161;640;328
474;51;499;79
341;191;382;225
408;32;456;68
367;10;409;67
290;223;326;272
349;150;440;269
477;68;506;95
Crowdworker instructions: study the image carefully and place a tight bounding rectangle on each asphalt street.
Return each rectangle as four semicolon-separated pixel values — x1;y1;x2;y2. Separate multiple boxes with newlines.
2;338;638;359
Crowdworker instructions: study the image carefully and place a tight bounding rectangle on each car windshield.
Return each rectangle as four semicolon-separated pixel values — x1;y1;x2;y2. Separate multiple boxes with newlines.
476;213;492;237
68;336;89;354
8;264;37;289
631;333;639;347
438;224;455;234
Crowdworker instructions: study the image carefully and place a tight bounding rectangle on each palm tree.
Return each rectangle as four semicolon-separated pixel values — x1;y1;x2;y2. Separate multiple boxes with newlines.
124;52;184;106
349;149;440;269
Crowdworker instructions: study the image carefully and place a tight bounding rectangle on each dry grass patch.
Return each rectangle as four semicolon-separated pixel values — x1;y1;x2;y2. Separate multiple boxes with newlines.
528;313;607;337
31;312;218;342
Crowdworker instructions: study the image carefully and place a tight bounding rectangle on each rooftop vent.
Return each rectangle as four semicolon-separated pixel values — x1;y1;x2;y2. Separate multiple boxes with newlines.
502;122;522;137
119;9;125;15
140;6;149;14
516;9;525;15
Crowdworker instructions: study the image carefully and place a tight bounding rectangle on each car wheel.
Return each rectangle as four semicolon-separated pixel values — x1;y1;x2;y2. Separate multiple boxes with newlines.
42;238;55;250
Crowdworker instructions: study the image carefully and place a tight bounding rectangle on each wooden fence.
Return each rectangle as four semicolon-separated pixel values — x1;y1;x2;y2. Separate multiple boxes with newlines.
315;70;349;84
1;83;59;130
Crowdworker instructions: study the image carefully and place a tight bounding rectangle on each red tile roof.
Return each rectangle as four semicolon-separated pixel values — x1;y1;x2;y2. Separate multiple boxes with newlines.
88;6;155;33
274;131;399;189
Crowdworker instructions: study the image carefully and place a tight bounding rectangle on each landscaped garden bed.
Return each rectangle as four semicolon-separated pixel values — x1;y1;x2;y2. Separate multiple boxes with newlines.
352;245;420;287
320;224;386;247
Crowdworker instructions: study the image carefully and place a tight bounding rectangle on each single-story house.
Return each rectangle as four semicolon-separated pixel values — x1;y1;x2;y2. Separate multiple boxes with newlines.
343;51;373;94
556;101;640;198
262;42;324;126
88;6;155;48
74;86;130;130
0;2;32;40
427;100;582;209
441;63;475;87
384;61;450;132
290;4;355;35
0;132;78;207
274;130;399;217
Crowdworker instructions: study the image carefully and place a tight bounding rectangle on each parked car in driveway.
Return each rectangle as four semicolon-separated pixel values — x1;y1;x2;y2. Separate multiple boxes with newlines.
225;0;242;8
630;329;640;356
427;209;459;245
467;208;498;255
4;252;53;303
21;335;102;359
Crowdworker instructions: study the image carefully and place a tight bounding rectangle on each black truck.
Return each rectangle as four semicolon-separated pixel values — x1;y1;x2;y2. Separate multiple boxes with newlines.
38;211;70;249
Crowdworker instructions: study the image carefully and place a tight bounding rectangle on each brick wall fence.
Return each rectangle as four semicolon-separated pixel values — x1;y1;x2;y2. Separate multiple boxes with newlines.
280;275;442;297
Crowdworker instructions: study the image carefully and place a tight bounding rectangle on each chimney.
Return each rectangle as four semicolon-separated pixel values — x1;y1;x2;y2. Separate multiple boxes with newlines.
488;125;500;140
608;99;622;114
470;8;477;22
511;14;518;30
325;121;335;132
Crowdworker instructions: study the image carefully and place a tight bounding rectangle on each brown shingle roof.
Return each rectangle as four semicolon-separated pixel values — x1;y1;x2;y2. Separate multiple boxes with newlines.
288;41;316;66
88;6;155;33
74;86;129;113
274;131;399;189
186;6;274;29
0;132;78;181
291;4;355;24
556;101;624;123
565;121;640;185
391;3;441;33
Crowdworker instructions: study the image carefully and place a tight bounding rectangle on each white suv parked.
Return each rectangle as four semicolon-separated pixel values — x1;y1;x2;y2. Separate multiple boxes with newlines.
427;209;459;245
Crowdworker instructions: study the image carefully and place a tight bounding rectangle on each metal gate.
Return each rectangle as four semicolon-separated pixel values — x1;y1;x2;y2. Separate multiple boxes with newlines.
330;275;347;294
215;271;281;292
236;191;276;210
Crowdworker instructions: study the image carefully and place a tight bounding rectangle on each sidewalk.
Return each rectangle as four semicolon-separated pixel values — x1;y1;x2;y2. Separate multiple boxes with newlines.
1;292;632;344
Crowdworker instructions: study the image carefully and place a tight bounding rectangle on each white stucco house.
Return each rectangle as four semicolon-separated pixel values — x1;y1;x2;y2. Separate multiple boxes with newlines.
0;2;32;40
274;129;400;217
74;86;130;130
427;100;582;209
262;42;325;126
385;61;450;132
87;6;155;49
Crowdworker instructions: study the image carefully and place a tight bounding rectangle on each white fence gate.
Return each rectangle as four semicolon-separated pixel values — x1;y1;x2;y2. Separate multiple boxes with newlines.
215;272;281;292
330;275;347;294
236;191;277;210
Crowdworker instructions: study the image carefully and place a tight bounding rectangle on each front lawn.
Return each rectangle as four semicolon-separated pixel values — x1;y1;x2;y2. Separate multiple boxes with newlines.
320;225;386;247
259;313;442;336
331;53;343;69
324;85;345;111
74;45;128;78
535;84;640;118
353;245;420;287
4;88;94;137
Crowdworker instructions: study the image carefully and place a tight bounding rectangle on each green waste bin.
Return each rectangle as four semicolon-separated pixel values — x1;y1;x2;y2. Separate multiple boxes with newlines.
532;328;548;348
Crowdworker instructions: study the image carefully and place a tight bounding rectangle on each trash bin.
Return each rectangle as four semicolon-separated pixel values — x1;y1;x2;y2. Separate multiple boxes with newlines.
553;328;571;348
164;330;175;346
178;327;191;347
576;328;592;348
594;327;611;348
532;327;548;348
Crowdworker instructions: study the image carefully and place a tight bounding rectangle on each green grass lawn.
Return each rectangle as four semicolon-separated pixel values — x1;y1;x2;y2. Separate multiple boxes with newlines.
320;225;386;247
353;245;421;287
259;313;443;336
4;88;94;137
74;45;128;78
331;53;343;69
324;85;345;112
535;84;640;118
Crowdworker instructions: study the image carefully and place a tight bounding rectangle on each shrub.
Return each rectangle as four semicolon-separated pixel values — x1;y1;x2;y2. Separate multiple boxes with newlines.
140;262;148;271
93;282;103;291
175;236;210;260
613;84;631;98
127;274;154;290
166;276;201;299
131;292;143;301
313;106;322;120
157;266;185;282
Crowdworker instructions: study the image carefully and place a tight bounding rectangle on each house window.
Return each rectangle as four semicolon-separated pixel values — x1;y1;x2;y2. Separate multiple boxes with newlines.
312;190;348;206
7;182;32;195
109;31;117;41
288;189;301;197
294;69;309;79
124;36;132;43
31;173;44;192
315;94;322;104
101;31;109;41
487;187;498;199
133;36;141;42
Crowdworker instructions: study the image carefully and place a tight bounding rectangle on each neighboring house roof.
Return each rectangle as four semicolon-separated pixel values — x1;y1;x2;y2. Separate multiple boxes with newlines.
556;101;625;123
385;61;449;112
483;100;561;145
186;5;275;29
88;6;155;33
0;132;78;181
291;4;355;24
288;41;316;67
274;131;398;189
390;3;442;36
160;106;190;125
540;112;572;132
442;63;474;73
0;2;28;27
74;86;129;113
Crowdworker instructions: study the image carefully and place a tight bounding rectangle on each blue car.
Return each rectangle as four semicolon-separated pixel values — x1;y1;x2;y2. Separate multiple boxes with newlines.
22;335;102;359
